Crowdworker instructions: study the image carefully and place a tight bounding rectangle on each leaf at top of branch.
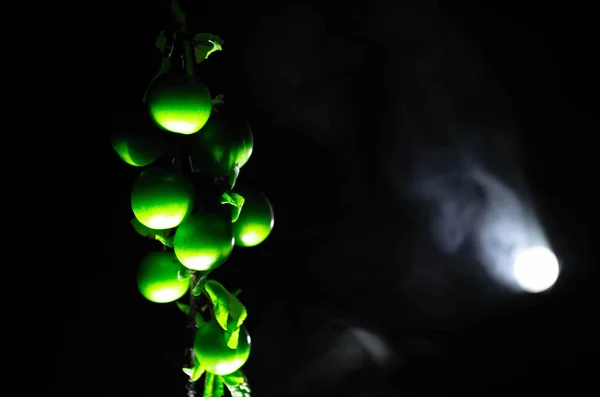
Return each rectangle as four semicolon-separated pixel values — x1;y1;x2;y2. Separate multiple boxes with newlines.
193;33;224;63
170;0;186;24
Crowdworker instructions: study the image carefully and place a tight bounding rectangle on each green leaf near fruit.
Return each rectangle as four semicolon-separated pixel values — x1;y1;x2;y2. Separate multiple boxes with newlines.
220;192;245;222
203;280;248;348
221;370;245;386
191;355;205;381
193;34;224;63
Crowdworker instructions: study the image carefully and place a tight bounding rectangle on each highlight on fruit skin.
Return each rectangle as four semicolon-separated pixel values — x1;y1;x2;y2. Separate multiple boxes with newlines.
232;188;274;247
183;112;253;177
194;319;251;376
131;167;195;230
110;129;167;167
136;251;190;303
174;211;235;271
146;73;212;135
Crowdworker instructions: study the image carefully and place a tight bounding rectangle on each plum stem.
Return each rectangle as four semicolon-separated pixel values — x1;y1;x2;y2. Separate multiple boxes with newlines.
186;270;199;397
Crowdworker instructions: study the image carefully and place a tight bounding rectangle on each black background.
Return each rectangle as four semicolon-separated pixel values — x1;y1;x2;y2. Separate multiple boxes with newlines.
54;1;596;396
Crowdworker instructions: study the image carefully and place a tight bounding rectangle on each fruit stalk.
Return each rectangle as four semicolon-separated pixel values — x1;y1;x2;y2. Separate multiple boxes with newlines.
186;270;199;397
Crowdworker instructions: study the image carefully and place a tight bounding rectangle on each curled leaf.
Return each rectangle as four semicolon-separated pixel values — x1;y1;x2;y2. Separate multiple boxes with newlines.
220;191;245;222
192;34;224;63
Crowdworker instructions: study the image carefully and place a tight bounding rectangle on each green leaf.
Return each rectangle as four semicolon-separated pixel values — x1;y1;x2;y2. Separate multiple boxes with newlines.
211;94;226;108
155;30;168;53
226;327;240;349
142;56;171;103
220;192;237;206
170;0;186;24
220;192;245;222
178;266;191;281
192;34;224;63
155;234;174;248
221;370;245;386
215;378;225;397
203;372;215;397
192;276;207;296
203;280;248;347
225;377;252;397
191;355;205;381
229;192;244;221
176;301;190;315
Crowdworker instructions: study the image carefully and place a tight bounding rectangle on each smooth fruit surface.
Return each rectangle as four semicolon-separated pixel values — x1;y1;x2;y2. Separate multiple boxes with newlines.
131;167;194;230
136;251;189;303
174;212;234;271
111;130;166;167
194;319;251;376
233;188;274;247
147;73;212;135
184;112;253;177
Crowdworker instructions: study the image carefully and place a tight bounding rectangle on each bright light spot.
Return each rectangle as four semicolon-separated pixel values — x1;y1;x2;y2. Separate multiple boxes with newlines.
240;231;261;246
512;246;560;293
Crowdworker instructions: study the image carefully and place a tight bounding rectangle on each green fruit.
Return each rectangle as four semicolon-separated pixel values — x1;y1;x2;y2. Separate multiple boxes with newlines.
184;112;253;177
110;129;166;167
194;319;251;376
174;212;234;271
233;189;274;247
136;251;189;303
147;73;212;135
131;167;194;230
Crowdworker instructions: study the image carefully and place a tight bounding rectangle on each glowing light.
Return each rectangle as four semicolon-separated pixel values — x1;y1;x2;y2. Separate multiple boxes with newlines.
512;246;560;293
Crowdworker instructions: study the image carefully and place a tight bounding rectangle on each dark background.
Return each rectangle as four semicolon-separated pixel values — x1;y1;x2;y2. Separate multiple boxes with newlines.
56;1;596;396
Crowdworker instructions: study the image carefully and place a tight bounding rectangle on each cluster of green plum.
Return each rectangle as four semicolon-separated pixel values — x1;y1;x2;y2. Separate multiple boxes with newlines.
111;72;274;378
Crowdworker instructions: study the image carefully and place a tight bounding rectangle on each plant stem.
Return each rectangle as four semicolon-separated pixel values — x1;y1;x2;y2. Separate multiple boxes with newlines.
186;270;198;397
180;20;195;77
